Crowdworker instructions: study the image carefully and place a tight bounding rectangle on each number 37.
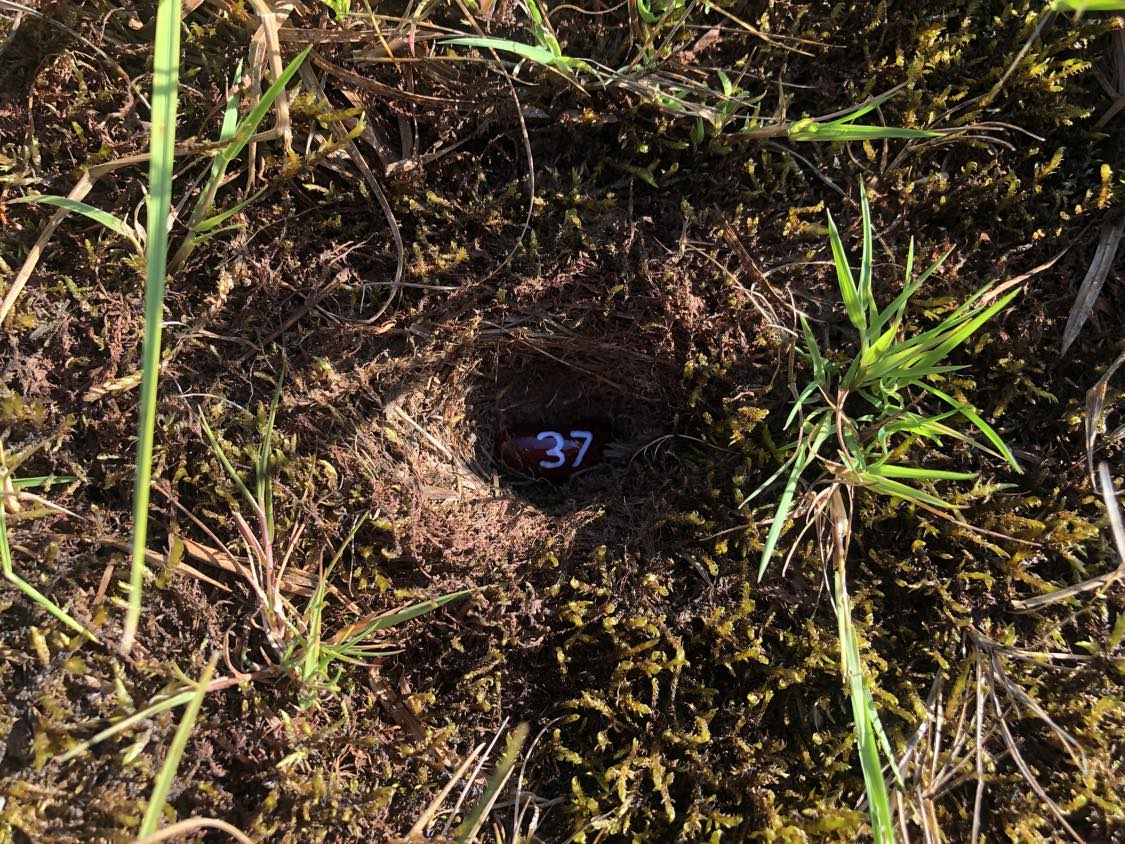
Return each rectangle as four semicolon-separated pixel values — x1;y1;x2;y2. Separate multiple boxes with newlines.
537;430;593;470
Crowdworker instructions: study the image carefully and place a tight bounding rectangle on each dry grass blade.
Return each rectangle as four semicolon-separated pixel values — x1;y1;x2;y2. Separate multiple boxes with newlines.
296;64;404;322
0;452;98;642
983;650;1085;842
395;743;488;842
1094;29;1125;127
1011;461;1125;610
1061;216;1124;355
827;487;896;843
971;651;986;844
1101;460;1125;566
1084;347;1125;483
133;818;254;844
453;722;530;843
248;0;294;146
244;0;298;188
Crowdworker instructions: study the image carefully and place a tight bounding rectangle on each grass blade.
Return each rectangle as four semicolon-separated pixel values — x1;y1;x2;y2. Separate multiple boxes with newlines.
826;209;867;338
858;183;875;324
172;51;308;270
122;0;182;656
59;688;196;762
139;655;218;837
835;567;895;843
366;589;474;633
791;123;940;141
8;195;140;248
784;378;823;430
799;314;827;382
757;418;831;580
257;364;285;540
442;36;559;68
11;474;77;489
210;62;243;177
1051;0;1125;10
0;481;97;641
868;463;977;481
220;47;311;167
858;473;963;510
200;417;257;514
833;86;906;124
908;290;1022;375
913;382;1020;471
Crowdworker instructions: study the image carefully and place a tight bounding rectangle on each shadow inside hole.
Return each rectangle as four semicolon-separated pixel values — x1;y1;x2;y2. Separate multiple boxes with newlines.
461;337;677;509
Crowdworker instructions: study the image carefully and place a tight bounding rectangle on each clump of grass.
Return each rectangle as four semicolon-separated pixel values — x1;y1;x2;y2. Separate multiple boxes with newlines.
747;181;1022;580
747;182;1025;838
199;368;471;708
168;46;311;271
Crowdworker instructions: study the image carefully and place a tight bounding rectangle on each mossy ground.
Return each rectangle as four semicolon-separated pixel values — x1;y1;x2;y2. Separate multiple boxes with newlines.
1;1;1123;841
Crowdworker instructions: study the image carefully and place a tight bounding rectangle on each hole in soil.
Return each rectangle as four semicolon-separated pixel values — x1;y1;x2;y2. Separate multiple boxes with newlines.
461;335;678;508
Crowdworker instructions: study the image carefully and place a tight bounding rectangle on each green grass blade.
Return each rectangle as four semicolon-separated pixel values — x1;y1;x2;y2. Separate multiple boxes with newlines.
865;287;1015;383
826;209;867;337
757;418;831;580
799;314;826;382
1051;0;1125;10
302;576;327;687
835;570;895;842
11;474;77;489
908;289;1021;374
858;324;902;372
858;473;962;510
740;451;798;508
863;676;906;790
58;688;195;762
200;417;257;514
757;450;807;581
324;512;370;579
211;62;243;167
913;382;1020;471
122;0;182;656
858;183;875;324
221;46;311;166
193;188;266;233
9;196;139;247
833;86;905;124
784;378;822;430
888;413;1004;460
791;123;940;141
442;36;559;68
172;54;302;269
902;237;915;290
869;245;953;339
0;491;97;641
868;463;977;481
139;655;217;837
368;589;474;633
